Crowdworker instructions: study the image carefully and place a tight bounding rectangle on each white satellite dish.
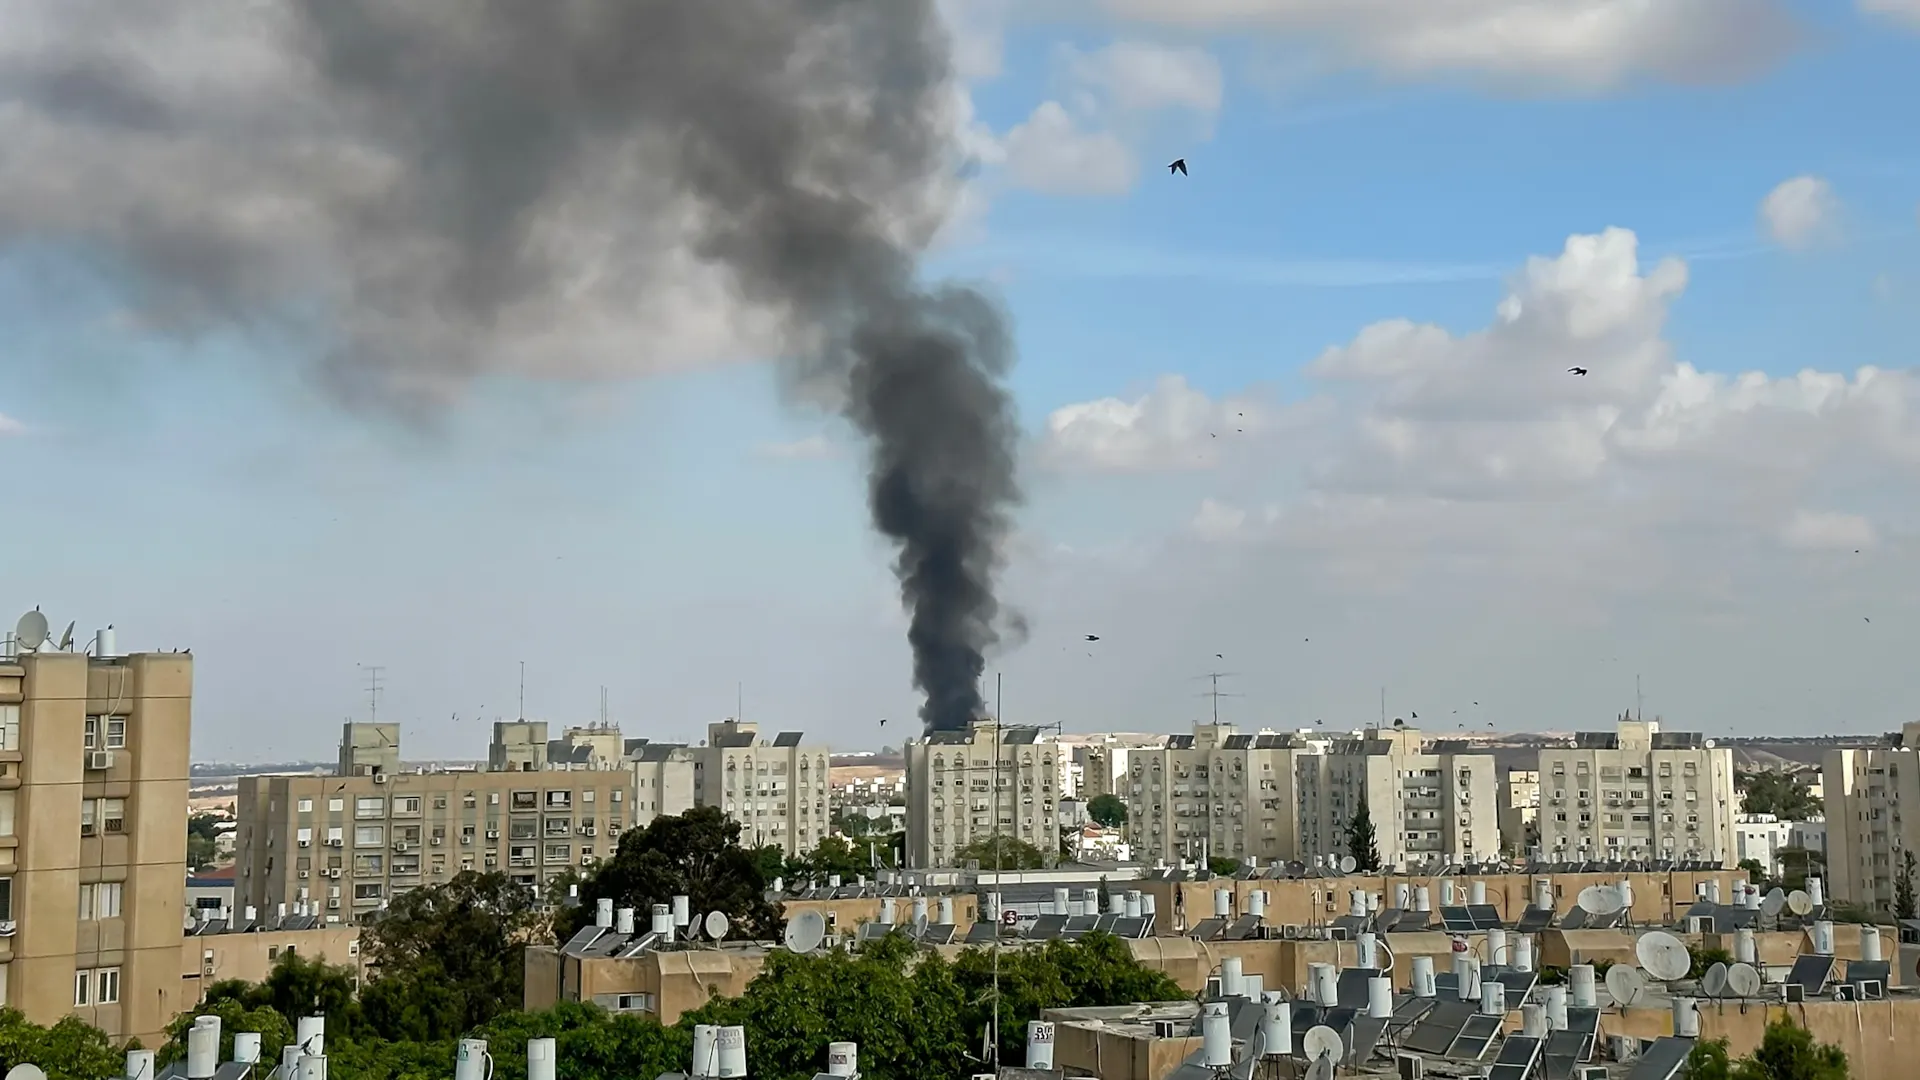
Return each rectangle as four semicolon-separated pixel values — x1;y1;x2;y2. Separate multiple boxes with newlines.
13;610;47;651
685;913;703;941
1726;963;1762;998
1228;1028;1268;1080
1761;889;1787;918
1637;931;1691;982
1605;965;1646;1008
1338;855;1358;874
1701;962;1729;998
1577;884;1625;916
782;909;824;953
1302;1025;1343;1065
706;910;730;943
1304;1059;1336;1080
1786;890;1813;917
7;1065;48;1080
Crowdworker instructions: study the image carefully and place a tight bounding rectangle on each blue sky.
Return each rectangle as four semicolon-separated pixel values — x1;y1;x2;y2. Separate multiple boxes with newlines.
2;1;1917;758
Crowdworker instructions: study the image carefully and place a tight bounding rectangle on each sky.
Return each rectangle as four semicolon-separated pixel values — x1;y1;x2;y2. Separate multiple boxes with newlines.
2;0;1918;760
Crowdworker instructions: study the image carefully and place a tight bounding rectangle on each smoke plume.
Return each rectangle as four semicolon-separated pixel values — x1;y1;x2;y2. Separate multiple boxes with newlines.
0;0;1019;732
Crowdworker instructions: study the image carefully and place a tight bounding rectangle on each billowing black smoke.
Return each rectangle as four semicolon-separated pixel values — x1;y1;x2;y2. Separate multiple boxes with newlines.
0;0;1020;732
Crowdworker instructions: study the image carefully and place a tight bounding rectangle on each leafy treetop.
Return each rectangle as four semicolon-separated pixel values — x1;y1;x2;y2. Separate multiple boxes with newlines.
563;806;782;941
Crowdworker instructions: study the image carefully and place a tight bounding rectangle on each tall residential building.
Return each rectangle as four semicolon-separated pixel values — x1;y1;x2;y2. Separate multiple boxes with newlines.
236;722;637;921
0;632;193;1044
1296;726;1498;868
1824;724;1920;910
1533;715;1737;864
624;740;697;831
1117;724;1322;865
903;718;1062;868
691;720;830;855
1498;769;1541;856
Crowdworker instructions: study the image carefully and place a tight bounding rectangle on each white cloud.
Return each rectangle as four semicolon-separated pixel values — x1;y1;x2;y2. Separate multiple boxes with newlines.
1759;176;1839;250
757;435;836;461
1859;0;1920;28
1060;41;1226;116
1039;374;1273;471
0;413;22;437
1000;103;1137;197
1780;510;1878;552
1095;0;1802;91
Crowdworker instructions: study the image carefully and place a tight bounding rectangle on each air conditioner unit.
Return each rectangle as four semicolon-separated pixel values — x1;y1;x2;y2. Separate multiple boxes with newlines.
1396;1053;1426;1080
86;751;113;770
1835;984;1860;1002
486;830;500;840
393;842;409;853
328;868;342;879
373;773;388;784
1609;1036;1639;1062
298;839;311;847
1152;1020;1181;1039
1861;980;1886;1000
298;870;310;879
327;839;343;847
430;836;442;846
0;920;16;937
461;835;473;845
1784;984;1806;1003
203;959;216;976
327;899;341;910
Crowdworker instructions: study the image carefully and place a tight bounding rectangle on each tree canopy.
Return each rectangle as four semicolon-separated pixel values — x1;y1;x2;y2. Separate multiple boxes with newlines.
0;1009;126;1080
954;834;1047;871
562;806;782;940
1738;771;1823;820
1087;794;1127;828
1684;1017;1850;1080
1347;797;1382;872
359;871;547;1041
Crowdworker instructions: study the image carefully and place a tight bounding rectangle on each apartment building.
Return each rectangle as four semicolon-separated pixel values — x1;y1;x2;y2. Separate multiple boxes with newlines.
1824;723;1920;910
624;740;697;830
0;628;193;1044
1296;726;1498;868
690;720;830;856
1735;813;1794;876
903;718;1062;868
1117;724;1321;865
1498;769;1541;856
1533;715;1737;865
235;722;635;920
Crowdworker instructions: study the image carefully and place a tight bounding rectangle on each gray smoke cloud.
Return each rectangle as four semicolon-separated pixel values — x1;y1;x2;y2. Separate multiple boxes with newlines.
0;0;1020;732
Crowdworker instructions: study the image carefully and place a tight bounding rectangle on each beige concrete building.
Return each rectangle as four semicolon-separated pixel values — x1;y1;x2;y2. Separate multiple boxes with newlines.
1497;768;1541;856
185;919;366;988
903;719;1062;868
1116;724;1323;866
1296;726;1499;868
235;722;635;919
1824;722;1920;911
1534;714;1737;864
693;720;830;856
625;740;697;831
0;632;193;1045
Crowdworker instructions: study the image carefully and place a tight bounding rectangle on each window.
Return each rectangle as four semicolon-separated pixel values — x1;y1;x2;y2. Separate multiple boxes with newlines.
354;826;385;847
101;799;125;835
297;798;313;813
97;967;121;1004
329;797;345;812
78;882;123;920
545;791;571;809
83;716;127;750
0;704;17;751
296;827;313;846
355;797;385;819
75;970;90;1006
0;877;11;920
394;796;422;814
0;791;13;839
80;800;95;837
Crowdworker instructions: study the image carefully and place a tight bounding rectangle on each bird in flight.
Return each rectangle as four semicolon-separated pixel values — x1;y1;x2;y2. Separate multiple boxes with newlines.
1085;634;1101;642
1568;367;1588;376
1168;159;1188;176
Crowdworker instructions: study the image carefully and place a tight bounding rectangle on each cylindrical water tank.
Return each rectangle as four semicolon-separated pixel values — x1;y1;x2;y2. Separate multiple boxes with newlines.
1862;926;1883;963
1027;1022;1056;1069
96;626;117;657
1414;885;1432;912
1216;889;1233;918
233;1033;262;1065
1809;877;1825;906
126;1050;156;1080
1411;956;1437;997
455;1040;489;1080
596;898;614;928
1054;887;1071;915
1469;880;1488;905
1349;889;1367;917
295;1015;323;1056
1438;879;1454;906
295;1056;324;1080
244;905;258;922
527;1038;556;1080
1108;893;1126;916
914;896;930;923
651;904;673;938
1544;985;1568;1030
1249;890;1267;918
1358;931;1378;970
826;1042;858;1077
1521;1004;1547;1039
1736;927;1757;964
1480;981;1506;1017
1142;893;1157;915
828;874;842;888
715;1026;748;1079
773;876;785;893
692;1026;719;1076
1261;992;1292;1057
1453;955;1478;1000
279;1046;300;1080
1125;891;1143;919
1672;997;1700;1038
1812;921;1835;956
1396;883;1412;909
1487;928;1508;965
1243;974;1265;1001
1201;1003;1233;1067
1570;965;1597;1008
186;1019;220;1080
1308;962;1337;1005
939;896;955;923
1221;956;1245;998
1367;892;1382;913
1514;935;1534;972
1618;879;1635;910
1368;977;1393;1019
1535;879;1554;911
880;897;896;924
1706;881;1721;904
1696;882;1710;900
616;907;636;935
1084;888;1100;912
674;895;691;927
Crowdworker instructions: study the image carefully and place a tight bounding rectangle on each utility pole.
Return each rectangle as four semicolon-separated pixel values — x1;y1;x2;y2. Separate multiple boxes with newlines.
518;660;526;721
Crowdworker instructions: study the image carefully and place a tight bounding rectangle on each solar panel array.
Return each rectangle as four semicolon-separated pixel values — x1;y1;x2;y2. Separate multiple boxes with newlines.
1626;1037;1698;1080
1785;954;1836;995
1488;1034;1543;1080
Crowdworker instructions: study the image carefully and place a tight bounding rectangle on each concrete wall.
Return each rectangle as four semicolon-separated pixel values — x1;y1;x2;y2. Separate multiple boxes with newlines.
1609;997;1920;1080
524;945;768;1024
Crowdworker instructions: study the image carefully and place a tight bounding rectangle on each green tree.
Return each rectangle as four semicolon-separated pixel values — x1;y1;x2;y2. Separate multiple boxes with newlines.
1683;1036;1734;1080
359;870;546;1041
159;999;293;1068
1730;1016;1849;1080
835;813;875;838
787;835;894;882
1897;850;1917;920
1347;797;1382;872
0;1009;127;1080
1087;794;1128;828
562;807;782;941
954;834;1046;871
1738;859;1766;885
1775;846;1824;890
1738;772;1823;820
1208;857;1242;877
1687;944;1734;980
187;812;224;870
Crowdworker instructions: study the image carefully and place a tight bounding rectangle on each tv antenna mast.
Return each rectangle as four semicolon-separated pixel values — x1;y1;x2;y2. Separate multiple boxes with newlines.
1193;671;1243;724
358;664;386;724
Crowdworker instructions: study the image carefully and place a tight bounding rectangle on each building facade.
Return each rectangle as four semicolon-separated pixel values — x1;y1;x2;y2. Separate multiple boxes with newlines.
0;636;193;1044
1533;715;1737;865
1498;769;1541;856
1824;724;1920;910
690;720;830;856
1296;726;1498;868
1734;814;1794;876
1117;724;1322;866
903;719;1062;868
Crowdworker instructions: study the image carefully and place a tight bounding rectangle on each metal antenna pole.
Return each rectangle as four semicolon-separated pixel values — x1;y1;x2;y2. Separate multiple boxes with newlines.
991;673;1002;1074
518;660;526;721
1193;672;1243;724
361;665;385;725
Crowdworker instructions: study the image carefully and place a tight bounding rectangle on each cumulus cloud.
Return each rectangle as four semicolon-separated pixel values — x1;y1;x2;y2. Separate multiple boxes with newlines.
1780;510;1878;552
1096;0;1802;91
1759;176;1840;250
0;413;22;437
1000;102;1137;197
1038;374;1275;471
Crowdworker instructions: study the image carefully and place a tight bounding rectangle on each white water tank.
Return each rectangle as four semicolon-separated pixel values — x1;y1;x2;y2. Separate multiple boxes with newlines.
915;896;931;922
527;1038;556;1080
1479;981;1506;1017
1027;1022;1056;1069
125;1050;155;1080
1437;879;1453;906
1084;888;1100;912
1809;877;1825;906
95;626;117;658
1569;965;1597;1008
1706;880;1721;904
233;1033;262;1065
1315;963;1339;1006
596;898;614;928
1862;926;1883;963
1200;1003;1232;1067
1054;887;1071;915
880;897;896;924
1812;921;1835;956
1672;997;1700;1038
826;1042;858;1077
1357;931;1378;969
652;904;673;941
692;1025;719;1076
1414;885;1432;912
1248;890;1267;918
1368;977;1393;1019
1243;974;1265;1001
1736;927;1757;964
1469;880;1487;905
187;1019;220;1080
674;895;691;927
1349;889;1367;917
828;874;842;888
1544;985;1568;1031
296;1056;324;1080
939;896;955;923
1411;956;1436;998
1453;955;1479;1000
1395;883;1412;909
1535;879;1554;911
1260;991;1292;1056
616;907;636;935
455;1040;490;1080
1514;935;1534;973
296;1016;324;1058
1487;928;1508;965
1142;894;1157;915
1125;891;1143;918
1215;889;1233;918
715;1027;748;1078
1220;956;1244;998
1521;1004;1547;1038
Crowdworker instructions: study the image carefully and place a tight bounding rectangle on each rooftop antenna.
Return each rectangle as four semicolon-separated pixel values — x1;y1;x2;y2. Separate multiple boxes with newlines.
1380;685;1386;725
518;660;526;721
1636;674;1644;721
1193;672;1242;725
599;686;609;727
992;669;1003;1075
359;664;386;724
737;681;743;723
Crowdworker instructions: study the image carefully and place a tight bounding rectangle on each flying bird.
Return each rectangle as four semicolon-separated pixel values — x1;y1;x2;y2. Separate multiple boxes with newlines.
1568;367;1588;376
1168;159;1188;176
1085;634;1101;642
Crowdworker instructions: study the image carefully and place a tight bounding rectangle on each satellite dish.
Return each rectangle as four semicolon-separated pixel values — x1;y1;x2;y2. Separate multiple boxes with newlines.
782;909;823;953
684;913;703;941
1701;962;1729;998
1229;1028;1268;1080
1605;964;1646;1008
7;1066;48;1080
14;610;47;651
1786;890;1813;916
1302;1025;1343;1064
56;620;74;650
1762;889;1787;918
1577;884;1625;916
1726;963;1762;998
1286;860;1306;876
706;910;729;943
1338;855;1358;874
1637;931;1690;982
914;914;929;937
